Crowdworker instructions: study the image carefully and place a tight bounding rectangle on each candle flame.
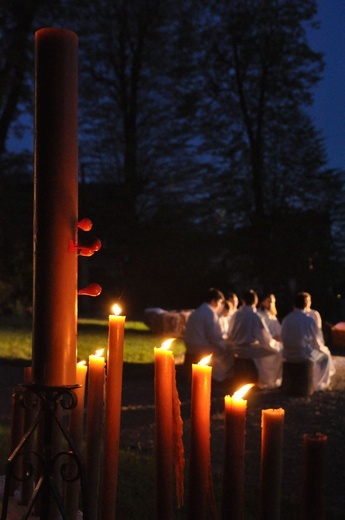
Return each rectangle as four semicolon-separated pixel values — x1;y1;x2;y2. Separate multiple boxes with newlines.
95;348;104;357
160;338;176;350
112;303;122;315
198;354;212;366
78;360;87;366
233;383;254;400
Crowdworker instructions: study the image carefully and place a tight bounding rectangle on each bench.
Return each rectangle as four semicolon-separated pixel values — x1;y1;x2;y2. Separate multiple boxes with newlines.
281;360;314;397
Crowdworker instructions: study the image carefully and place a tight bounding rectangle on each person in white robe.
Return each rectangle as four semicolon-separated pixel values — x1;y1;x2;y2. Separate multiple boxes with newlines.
257;293;282;341
281;292;335;391
219;301;231;338
184;287;233;382
228;289;283;389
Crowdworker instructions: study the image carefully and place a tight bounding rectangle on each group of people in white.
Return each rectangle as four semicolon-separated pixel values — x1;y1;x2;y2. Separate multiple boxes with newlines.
184;287;336;391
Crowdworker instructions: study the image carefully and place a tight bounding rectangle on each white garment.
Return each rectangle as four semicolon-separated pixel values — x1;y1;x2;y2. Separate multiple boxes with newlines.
219;315;230;338
305;308;322;329
257;309;282;340
184;302;233;381
229;306;283;388
281;309;335;391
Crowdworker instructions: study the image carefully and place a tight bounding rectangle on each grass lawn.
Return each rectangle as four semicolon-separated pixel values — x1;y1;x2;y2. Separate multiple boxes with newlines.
0;316;186;363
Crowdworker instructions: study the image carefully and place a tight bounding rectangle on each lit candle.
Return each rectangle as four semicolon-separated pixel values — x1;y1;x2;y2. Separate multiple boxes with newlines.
100;304;125;520
188;355;213;520
154;338;175;520
259;408;285;520
222;383;254;520
32;28;78;386
302;432;327;520
86;349;105;520
66;361;87;519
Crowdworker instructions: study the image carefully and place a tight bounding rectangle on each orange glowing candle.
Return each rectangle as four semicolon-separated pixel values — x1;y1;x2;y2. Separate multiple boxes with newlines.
302;432;327;520
32;28;78;387
188;355;213;520
86;349;105;520
154;338;175;520
222;383;254;520
259;408;285;520
66;360;87;519
100;304;125;520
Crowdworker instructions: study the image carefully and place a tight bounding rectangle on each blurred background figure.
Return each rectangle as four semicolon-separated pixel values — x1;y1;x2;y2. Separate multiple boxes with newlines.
281;292;335;391
257;293;282;341
184;287;233;382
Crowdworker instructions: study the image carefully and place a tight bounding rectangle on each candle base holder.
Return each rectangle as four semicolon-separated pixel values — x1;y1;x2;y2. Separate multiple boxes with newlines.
1;384;89;520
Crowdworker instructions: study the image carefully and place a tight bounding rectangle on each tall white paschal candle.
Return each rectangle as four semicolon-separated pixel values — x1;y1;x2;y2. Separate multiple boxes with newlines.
32;28;78;386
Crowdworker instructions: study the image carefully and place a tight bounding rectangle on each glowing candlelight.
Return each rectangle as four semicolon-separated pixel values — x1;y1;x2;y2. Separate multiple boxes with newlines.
86;348;105;519
154;338;176;520
259;408;285;520
188;354;213;519
222;383;254;520
112;303;121;315
100;304;125;519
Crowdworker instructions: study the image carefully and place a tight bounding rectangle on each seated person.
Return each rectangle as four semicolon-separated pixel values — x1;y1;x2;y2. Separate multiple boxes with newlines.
220;292;239;338
257;293;282;341
229;289;283;389
281;292;335;391
219;301;231;338
184;287;233;382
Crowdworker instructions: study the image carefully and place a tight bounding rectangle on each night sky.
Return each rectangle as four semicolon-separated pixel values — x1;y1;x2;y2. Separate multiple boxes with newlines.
307;0;345;171
7;1;345;174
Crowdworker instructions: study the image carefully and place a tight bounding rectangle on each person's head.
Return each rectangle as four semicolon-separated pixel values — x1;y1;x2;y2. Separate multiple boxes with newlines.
293;292;311;310
226;292;239;311
241;289;258;307
259;293;277;316
205;287;225;311
220;300;230;317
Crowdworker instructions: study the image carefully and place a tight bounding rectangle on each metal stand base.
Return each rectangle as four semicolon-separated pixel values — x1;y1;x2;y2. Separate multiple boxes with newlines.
1;384;88;520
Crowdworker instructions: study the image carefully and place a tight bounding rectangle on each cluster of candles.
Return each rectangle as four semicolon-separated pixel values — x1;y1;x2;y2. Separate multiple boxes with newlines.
154;344;327;520
154;344;286;520
10;311;328;520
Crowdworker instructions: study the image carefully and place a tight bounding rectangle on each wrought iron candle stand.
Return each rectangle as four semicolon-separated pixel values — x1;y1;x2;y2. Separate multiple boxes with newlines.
1;384;89;520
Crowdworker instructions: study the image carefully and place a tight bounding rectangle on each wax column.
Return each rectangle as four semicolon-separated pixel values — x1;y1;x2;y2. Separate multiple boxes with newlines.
66;361;87;518
32;28;78;386
302;433;327;520
86;349;105;520
188;355;213;520
222;384;254;520
259;408;285;520
154;339;175;520
100;305;125;520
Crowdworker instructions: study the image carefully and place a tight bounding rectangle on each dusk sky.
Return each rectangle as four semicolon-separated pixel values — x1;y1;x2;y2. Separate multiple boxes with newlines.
307;0;345;171
7;1;345;174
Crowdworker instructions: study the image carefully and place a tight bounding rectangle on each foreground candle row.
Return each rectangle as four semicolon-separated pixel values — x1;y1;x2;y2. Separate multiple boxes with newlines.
154;349;328;520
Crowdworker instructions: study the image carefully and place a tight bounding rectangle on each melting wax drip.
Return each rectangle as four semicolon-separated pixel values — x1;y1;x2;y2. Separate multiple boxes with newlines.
68;238;102;256
77;218;93;231
78;283;102;297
